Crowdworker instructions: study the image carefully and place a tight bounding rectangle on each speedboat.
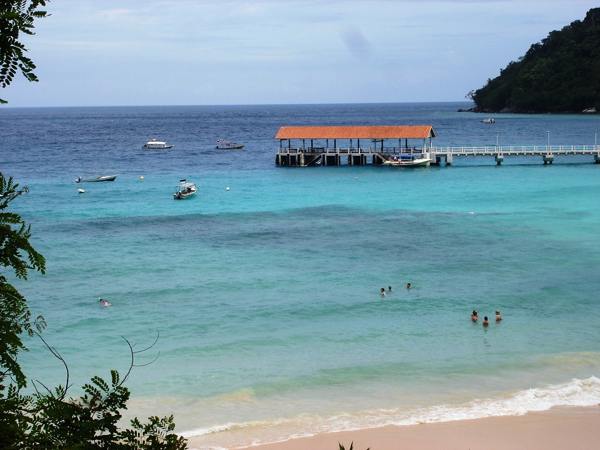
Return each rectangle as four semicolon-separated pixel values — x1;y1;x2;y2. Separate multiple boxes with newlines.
481;118;496;124
173;179;197;200
383;155;431;167
216;139;244;150
75;175;117;183
143;138;174;149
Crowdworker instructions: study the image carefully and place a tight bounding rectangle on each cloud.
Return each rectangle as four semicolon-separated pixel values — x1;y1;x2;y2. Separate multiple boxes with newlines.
340;27;372;59
97;8;133;20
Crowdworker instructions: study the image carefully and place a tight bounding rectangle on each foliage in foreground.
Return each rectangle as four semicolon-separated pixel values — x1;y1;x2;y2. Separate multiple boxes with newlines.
339;443;370;450
470;7;600;113
0;0;50;104
0;173;187;449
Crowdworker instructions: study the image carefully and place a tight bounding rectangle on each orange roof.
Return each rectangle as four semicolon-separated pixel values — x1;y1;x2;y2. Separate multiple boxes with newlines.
276;125;436;140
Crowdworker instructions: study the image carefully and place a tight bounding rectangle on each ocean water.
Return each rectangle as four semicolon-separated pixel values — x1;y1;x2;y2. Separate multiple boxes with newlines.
2;103;600;448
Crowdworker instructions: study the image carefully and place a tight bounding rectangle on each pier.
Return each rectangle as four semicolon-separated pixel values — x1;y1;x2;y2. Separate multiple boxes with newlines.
275;125;600;167
429;145;600;166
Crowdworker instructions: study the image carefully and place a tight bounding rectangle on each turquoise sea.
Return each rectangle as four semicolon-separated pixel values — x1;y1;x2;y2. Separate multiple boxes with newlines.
2;103;600;448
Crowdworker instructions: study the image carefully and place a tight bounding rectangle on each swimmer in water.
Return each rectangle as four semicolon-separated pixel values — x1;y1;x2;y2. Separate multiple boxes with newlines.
380;287;386;297
471;310;478;322
483;316;490;327
406;282;412;290
388;286;392;292
495;310;502;322
99;298;112;307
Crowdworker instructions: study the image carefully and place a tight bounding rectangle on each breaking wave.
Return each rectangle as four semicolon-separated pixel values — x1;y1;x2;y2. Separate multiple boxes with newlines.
181;376;600;448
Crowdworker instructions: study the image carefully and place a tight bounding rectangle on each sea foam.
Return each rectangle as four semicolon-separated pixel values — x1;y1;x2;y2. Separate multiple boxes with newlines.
181;376;600;447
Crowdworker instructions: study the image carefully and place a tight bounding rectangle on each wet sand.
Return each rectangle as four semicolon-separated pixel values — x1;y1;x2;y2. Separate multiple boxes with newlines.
233;406;600;450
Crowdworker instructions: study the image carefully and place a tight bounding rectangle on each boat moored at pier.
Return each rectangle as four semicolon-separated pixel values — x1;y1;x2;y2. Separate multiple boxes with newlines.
383;155;431;167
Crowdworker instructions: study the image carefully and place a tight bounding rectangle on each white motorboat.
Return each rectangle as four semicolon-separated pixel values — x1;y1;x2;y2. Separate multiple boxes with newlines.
143;138;174;150
216;139;244;150
173;179;197;200
383;155;431;167
481;118;496;124
75;175;117;183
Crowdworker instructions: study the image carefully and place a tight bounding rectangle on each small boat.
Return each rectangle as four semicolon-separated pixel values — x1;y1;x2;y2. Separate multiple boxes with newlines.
173;179;197;200
143;138;174;150
75;175;117;183
216;139;244;150
383;155;431;167
481;118;496;124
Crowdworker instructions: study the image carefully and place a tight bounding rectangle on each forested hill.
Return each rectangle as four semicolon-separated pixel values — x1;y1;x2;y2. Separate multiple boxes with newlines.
470;8;600;113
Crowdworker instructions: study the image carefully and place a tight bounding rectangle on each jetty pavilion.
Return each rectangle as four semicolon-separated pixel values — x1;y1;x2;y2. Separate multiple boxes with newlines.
275;125;436;167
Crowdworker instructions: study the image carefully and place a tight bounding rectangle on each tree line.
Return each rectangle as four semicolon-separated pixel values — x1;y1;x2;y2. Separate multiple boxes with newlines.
471;8;600;113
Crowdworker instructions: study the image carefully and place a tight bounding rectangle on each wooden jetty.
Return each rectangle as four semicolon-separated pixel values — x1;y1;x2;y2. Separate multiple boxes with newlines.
275;125;600;167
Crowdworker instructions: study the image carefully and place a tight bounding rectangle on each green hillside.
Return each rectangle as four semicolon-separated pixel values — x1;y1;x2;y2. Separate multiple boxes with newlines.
471;8;600;113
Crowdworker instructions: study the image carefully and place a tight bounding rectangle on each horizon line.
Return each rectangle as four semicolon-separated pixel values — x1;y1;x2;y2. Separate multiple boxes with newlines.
0;100;472;109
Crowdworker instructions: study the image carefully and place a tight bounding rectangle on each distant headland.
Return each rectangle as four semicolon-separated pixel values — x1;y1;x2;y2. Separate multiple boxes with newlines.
464;8;600;114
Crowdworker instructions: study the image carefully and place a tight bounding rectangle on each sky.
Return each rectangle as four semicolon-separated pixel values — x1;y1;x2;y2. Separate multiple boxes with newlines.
4;0;599;106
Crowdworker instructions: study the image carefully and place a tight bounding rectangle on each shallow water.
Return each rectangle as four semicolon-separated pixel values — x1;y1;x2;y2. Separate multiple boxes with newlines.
2;103;600;448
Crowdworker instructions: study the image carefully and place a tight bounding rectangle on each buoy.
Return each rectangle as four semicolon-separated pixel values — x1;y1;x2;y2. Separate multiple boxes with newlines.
78;188;85;194
225;186;230;191
139;176;144;180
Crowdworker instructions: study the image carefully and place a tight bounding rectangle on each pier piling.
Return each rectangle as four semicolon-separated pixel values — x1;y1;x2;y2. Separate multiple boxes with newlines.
543;154;554;165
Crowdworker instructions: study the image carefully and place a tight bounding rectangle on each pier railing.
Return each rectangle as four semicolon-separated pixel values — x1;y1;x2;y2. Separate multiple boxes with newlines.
431;145;600;155
278;147;423;154
275;144;600;167
278;145;600;155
